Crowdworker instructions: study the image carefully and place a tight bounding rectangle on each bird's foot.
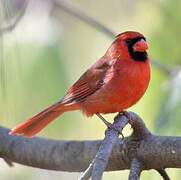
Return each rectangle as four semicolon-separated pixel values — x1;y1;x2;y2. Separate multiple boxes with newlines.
96;113;124;139
116;111;132;129
116;111;130;119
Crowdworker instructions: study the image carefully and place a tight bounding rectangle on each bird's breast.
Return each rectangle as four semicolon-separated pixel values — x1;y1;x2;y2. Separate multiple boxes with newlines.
106;59;150;109
81;59;150;116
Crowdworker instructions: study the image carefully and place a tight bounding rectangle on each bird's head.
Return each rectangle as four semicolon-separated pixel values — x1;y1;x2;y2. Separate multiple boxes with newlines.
107;31;148;62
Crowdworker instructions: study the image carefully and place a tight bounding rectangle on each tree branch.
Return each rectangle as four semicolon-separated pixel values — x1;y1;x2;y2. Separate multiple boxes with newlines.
91;113;129;180
79;159;94;180
128;158;143;180
0;112;181;175
52;0;116;38
156;169;171;180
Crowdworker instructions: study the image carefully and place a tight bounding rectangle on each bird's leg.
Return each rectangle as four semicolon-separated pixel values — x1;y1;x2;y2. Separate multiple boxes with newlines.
96;113;112;127
96;113;124;139
121;111;132;130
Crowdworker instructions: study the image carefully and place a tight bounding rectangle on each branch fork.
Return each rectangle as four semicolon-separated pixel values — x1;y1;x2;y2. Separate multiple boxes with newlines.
79;111;170;180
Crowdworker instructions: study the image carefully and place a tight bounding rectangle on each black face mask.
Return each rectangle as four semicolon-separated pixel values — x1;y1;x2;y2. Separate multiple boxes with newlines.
126;37;148;62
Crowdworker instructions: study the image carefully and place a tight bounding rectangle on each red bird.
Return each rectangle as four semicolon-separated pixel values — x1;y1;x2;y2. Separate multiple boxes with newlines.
9;31;150;137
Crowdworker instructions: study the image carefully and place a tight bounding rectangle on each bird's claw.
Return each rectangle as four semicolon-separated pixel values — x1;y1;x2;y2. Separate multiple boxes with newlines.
96;113;124;138
108;123;124;139
105;122;124;139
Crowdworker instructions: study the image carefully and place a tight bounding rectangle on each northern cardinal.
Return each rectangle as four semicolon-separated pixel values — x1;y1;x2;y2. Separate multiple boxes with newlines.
9;31;150;137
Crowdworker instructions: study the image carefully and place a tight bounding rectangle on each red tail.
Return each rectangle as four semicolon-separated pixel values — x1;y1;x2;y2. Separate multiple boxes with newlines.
9;102;71;137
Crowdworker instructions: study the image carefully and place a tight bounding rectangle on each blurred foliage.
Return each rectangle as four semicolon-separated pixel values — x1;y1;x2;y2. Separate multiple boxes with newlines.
0;0;181;179
155;70;181;134
0;0;28;33
151;0;181;136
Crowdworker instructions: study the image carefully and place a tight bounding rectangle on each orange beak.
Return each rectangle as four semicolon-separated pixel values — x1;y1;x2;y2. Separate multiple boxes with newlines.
133;39;148;52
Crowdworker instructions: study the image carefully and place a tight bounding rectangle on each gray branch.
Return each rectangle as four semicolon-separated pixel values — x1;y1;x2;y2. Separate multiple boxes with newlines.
52;0;116;39
79;159;94;180
91;113;129;180
0;112;179;179
128;158;143;180
156;169;171;180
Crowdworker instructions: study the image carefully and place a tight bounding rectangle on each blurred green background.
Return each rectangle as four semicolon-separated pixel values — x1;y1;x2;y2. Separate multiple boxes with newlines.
0;0;181;179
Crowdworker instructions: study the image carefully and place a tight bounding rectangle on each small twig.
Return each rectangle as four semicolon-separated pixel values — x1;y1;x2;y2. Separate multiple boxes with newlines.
128;158;143;180
151;60;173;75
91;113;129;180
156;169;171;180
79;159;94;180
52;0;116;38
3;157;14;167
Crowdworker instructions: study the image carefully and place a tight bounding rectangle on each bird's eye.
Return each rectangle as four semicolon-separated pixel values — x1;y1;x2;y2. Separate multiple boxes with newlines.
126;39;132;44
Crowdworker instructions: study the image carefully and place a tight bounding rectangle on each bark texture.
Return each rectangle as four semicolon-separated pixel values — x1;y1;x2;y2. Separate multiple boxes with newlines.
0;115;181;172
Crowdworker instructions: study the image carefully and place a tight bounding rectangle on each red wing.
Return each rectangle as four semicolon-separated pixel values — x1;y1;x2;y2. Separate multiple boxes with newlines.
62;57;112;104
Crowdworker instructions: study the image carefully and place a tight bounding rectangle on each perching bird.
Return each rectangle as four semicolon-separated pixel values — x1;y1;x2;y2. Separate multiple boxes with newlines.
9;31;150;137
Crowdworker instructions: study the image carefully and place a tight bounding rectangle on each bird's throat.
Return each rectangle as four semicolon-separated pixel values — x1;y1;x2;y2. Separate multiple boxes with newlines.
130;51;148;62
